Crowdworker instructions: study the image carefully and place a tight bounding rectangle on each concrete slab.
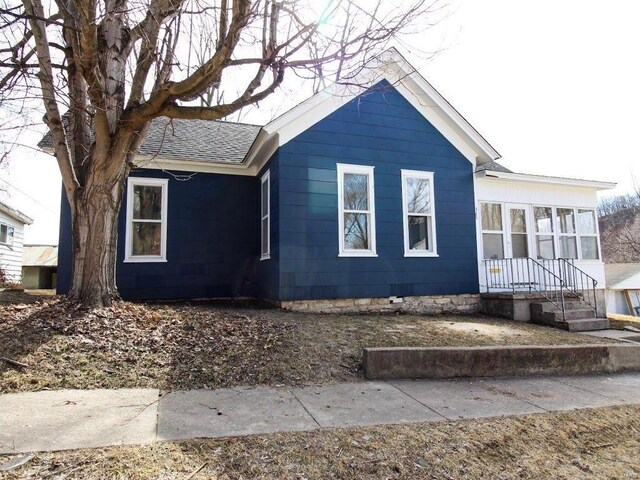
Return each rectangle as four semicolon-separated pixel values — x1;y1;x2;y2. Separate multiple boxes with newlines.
291;381;442;428
551;373;640;403
157;387;317;441
0;389;159;454
580;330;640;343
480;377;623;411
391;378;545;420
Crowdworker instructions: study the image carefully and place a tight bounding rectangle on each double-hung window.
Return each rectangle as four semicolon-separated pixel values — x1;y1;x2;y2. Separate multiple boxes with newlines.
260;170;270;260
402;170;437;256
578;209;599;259
481;203;504;259
533;206;555;259
337;164;376;256
125;177;168;262
0;224;14;245
557;208;578;259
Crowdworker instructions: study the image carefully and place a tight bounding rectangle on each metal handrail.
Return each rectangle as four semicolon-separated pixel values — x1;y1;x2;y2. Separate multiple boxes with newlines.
556;258;598;316
483;258;567;320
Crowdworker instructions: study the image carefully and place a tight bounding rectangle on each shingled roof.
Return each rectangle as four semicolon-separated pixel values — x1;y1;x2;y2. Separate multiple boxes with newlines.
39;117;263;165
474;161;513;173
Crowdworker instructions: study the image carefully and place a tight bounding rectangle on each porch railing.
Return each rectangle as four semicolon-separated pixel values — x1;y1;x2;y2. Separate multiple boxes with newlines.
483;257;598;320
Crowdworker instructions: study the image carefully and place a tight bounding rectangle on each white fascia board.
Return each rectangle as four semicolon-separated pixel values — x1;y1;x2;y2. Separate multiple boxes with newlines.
476;170;617;190
609;272;640;291
245;48;501;170
133;155;256;176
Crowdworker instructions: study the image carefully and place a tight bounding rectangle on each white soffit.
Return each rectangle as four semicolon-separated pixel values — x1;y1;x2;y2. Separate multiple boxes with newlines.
476;170;617;190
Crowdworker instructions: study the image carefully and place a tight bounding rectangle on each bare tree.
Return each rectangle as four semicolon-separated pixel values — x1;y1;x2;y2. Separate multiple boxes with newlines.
0;0;436;306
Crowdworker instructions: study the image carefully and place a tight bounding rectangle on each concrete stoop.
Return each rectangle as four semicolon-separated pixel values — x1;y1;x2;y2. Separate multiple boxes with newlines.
530;301;609;332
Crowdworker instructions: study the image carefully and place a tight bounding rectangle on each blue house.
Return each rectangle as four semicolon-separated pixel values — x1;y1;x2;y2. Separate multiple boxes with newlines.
53;50;616;321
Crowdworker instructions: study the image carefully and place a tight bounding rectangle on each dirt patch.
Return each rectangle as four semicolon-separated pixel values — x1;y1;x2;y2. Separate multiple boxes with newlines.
0;298;615;393
2;405;639;479
441;321;532;339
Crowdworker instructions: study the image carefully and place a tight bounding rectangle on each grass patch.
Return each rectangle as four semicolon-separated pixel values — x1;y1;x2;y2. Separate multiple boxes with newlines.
1;293;615;393
2;405;639;479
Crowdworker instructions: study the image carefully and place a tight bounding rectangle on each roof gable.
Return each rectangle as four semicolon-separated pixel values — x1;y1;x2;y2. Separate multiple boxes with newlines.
246;48;500;171
605;263;640;290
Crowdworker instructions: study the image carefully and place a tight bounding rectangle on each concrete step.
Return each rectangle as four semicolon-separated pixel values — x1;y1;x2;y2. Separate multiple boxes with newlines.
530;301;587;314
540;308;599;323
531;315;609;332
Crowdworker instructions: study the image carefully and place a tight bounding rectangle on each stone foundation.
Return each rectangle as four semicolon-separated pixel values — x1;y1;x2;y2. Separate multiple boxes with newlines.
279;294;481;315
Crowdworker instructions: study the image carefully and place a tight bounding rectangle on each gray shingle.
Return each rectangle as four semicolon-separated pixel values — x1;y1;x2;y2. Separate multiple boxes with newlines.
605;263;640;288
475;161;513;173
39;117;262;165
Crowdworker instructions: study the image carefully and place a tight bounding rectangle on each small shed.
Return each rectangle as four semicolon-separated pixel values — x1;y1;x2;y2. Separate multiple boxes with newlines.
0;201;33;284
22;244;58;289
604;263;640;316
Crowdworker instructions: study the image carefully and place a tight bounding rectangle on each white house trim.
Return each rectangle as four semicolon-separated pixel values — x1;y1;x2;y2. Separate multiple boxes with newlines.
401;169;438;257
337;163;377;258
477;170;616;190
124;177;169;263
260;169;271;260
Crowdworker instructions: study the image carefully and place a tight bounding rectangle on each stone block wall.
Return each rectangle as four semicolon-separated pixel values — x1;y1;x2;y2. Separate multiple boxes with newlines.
279;294;481;315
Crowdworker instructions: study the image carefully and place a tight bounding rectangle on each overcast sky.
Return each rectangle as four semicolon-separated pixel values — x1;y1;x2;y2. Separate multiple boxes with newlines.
1;0;638;244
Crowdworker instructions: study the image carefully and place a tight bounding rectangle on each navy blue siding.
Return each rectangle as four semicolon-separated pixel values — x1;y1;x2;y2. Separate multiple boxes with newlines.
255;152;280;299
57;169;262;300
276;81;479;301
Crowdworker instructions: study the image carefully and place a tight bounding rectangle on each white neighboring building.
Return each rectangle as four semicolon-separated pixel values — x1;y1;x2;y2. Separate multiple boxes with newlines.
0;200;33;284
605;263;640;316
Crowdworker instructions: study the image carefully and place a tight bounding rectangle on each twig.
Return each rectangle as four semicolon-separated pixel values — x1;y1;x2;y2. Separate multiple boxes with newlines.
184;462;207;480
0;355;29;368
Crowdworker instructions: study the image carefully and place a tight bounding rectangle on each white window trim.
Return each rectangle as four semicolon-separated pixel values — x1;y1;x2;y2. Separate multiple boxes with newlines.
260;169;271;260
124;177;168;263
401;169;438;257
480;201;505;260
0;223;14;246
337;163;377;257
577;208;600;261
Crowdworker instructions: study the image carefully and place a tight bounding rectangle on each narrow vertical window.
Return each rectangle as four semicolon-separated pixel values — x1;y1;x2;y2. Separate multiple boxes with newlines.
0;224;14;245
261;170;270;260
337;164;376;256
557;208;578;259
578;209;599;260
125;177;168;262
534;206;555;259
481;203;504;259
402;170;437;256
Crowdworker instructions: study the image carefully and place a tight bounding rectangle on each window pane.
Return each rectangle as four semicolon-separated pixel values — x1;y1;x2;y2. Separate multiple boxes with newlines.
536;235;555;259
344;212;369;250
559;236;578;259
557;208;575;234
482;233;504;259
580;236;599;260
133;185;162;220
510;208;527;233
343;173;368;211
534;207;553;233
261;218;269;255
481;203;502;231
406;177;431;214
261;179;269;217
408;216;431;251
512;234;528;258
0;225;6;243
132;222;162;256
578;209;596;234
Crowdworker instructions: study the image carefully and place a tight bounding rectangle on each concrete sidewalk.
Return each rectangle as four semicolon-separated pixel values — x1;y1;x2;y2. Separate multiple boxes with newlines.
1;373;640;454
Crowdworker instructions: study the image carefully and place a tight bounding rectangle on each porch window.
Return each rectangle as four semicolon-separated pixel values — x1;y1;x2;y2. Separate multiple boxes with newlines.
534;206;555;259
481;202;504;259
337;163;376;256
578;209;599;259
261;170;270;260
401;170;437;256
125;177;168;262
0;224;14;245
557;208;578;259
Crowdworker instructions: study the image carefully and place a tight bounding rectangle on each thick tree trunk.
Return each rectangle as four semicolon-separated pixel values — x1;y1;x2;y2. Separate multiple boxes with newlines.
67;165;127;307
